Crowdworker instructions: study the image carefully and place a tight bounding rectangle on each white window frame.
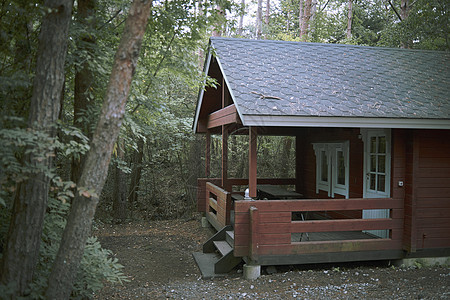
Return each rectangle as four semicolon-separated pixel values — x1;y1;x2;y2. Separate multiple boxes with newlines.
313;141;350;198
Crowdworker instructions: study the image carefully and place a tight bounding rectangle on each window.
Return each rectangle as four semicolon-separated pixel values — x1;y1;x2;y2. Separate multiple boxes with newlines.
313;141;349;198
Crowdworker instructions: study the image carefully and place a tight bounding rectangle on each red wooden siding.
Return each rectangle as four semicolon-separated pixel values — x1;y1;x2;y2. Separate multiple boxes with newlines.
413;130;450;250
391;129;409;250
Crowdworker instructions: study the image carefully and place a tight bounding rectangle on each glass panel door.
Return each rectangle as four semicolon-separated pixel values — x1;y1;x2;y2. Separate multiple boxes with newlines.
363;129;391;238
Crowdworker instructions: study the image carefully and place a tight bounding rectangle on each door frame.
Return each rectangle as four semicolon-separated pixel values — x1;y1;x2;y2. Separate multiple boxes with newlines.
361;128;391;238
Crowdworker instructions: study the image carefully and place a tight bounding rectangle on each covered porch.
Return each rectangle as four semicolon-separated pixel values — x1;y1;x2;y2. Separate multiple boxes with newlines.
197;177;404;267
194;123;404;278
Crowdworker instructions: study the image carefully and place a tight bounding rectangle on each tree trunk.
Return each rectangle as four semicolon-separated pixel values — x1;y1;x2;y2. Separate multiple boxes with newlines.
299;0;303;38
128;138;144;206
72;0;97;183
309;0;317;35
280;137;292;178
265;0;270;26
299;0;312;41
238;0;245;36
0;0;73;296
212;5;224;37
113;138;128;221
400;0;410;21
400;0;411;48
45;1;152;298
256;0;262;39
347;0;353;39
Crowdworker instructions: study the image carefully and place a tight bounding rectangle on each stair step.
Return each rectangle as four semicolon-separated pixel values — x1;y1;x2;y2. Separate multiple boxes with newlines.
226;230;234;246
192;252;226;279
203;225;232;253
213;240;232;256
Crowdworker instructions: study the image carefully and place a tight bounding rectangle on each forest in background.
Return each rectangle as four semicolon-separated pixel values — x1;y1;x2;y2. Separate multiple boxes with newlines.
0;0;448;298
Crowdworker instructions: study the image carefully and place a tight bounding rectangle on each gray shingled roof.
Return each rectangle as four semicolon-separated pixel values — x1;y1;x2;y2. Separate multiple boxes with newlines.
208;37;450;127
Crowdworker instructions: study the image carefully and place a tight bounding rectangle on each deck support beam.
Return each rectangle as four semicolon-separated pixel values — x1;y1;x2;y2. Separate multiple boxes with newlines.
249;127;258;198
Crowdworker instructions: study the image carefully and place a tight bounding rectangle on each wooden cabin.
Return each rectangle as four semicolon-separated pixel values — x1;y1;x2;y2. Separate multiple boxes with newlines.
192;37;450;278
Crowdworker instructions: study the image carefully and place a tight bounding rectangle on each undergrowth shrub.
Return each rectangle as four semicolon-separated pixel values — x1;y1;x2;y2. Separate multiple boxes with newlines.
27;196;128;299
0;117;127;298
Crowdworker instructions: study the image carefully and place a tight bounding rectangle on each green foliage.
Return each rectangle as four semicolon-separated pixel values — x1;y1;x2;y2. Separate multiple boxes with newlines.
25;196;127;299
0;117;89;207
0;0;42;119
0;116;126;298
379;0;449;50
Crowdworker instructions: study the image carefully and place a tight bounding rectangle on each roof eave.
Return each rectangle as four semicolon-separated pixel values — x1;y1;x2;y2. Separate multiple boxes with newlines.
192;49;213;133
242;115;450;129
214;51;246;128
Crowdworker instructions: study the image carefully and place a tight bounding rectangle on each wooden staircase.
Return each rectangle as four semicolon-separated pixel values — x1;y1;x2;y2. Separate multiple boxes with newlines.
193;225;242;279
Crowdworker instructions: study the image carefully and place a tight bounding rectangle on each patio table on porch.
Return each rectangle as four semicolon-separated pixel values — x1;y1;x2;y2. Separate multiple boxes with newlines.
257;184;303;200
257;184;309;241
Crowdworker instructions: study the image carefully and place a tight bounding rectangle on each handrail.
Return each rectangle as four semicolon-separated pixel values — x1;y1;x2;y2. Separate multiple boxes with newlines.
197;178;297;212
205;182;232;228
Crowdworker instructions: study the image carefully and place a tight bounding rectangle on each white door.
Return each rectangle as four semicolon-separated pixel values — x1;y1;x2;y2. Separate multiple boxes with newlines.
362;129;391;238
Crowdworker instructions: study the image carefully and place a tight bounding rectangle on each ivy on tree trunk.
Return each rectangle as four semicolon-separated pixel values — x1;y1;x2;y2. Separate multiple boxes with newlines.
45;0;152;298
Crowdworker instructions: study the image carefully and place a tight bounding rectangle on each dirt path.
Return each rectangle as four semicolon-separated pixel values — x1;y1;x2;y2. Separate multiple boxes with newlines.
94;219;450;299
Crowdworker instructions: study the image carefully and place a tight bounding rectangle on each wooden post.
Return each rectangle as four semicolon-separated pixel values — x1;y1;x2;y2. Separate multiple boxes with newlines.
222;125;229;190
225;192;232;225
205;131;211;177
249;206;259;261
295;134;301;193
249;127;258;198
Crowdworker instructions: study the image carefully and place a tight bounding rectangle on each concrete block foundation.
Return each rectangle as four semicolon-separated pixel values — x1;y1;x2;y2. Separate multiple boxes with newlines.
243;264;261;280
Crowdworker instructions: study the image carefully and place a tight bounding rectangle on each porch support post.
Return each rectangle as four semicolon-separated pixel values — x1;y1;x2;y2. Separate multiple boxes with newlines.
222;125;229;191
245;205;261;280
249;126;258;198
205;131;211;177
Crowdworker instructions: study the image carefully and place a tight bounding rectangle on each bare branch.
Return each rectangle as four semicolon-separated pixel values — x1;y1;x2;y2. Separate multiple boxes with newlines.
387;0;402;22
98;9;122;30
320;0;330;12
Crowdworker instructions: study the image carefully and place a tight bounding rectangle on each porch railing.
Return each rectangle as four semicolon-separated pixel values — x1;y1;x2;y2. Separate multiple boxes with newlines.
197;178;296;212
234;198;404;260
204;182;232;230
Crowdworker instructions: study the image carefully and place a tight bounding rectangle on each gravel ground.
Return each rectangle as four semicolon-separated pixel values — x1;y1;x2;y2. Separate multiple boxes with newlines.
94;219;450;299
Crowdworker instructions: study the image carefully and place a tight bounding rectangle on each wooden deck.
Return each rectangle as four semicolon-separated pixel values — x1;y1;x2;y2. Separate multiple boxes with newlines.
199;180;405;266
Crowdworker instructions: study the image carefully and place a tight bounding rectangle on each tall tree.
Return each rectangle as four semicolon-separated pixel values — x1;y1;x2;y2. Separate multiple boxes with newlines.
113;138;128;221
212;5;225;36
238;0;245;36
0;0;73;296
299;0;313;40
347;0;353;39
127;138;145;206
45;0;152;298
257;0;263;39
265;0;270;25
72;0;97;183
400;0;410;20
